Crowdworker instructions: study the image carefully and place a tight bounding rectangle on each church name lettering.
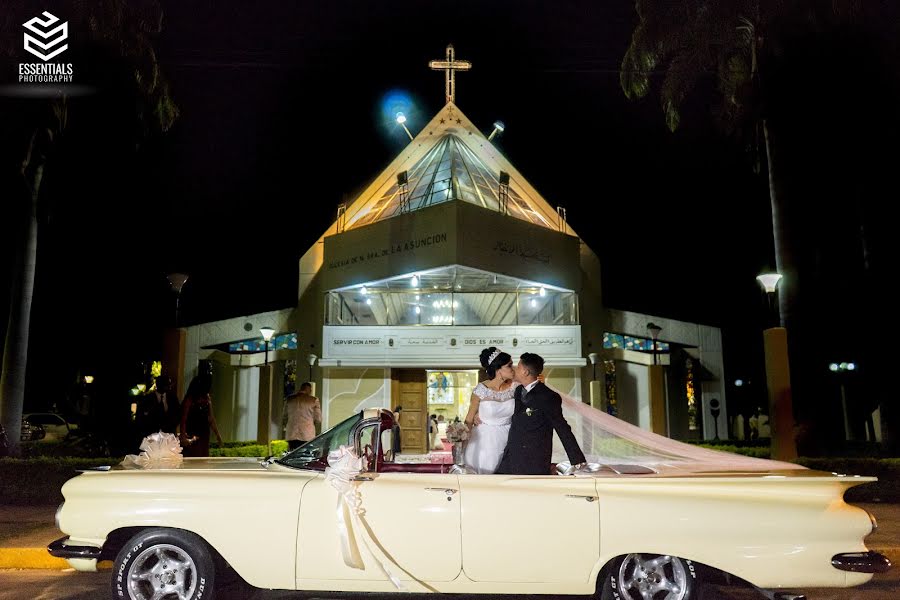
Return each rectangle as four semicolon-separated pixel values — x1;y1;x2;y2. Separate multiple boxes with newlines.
463;338;506;346
522;337;574;346
492;240;550;264
327;233;449;269
332;339;381;346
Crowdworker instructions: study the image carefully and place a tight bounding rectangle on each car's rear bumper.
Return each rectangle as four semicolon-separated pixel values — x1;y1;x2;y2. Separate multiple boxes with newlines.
47;536;102;560
832;551;892;573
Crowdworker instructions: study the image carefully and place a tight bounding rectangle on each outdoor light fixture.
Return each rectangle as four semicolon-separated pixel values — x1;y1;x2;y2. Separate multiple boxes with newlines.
829;363;839;372
756;272;783;327
397;171;408;186
646;322;662;365
166;272;190;326
539;286;546;297
396;112;413;141
498;171;510;186
588;352;599;380
735;379;744;387
260;327;276;366
488;120;506;141
307;354;318;381
83;375;94;384
366;298;372;305
756;273;783;293
411;274;419;287
361;286;368;295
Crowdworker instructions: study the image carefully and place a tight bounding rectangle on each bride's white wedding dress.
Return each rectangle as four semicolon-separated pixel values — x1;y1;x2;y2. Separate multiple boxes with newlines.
463;381;517;474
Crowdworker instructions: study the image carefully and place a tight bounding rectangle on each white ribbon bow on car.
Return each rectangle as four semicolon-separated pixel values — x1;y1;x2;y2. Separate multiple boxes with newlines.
324;445;435;593
121;432;184;469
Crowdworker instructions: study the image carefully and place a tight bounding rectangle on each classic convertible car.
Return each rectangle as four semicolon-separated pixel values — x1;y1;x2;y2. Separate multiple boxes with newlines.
50;408;889;600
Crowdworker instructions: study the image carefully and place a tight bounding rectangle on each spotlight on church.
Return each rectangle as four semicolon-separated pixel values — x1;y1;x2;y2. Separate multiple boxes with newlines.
396;112;407;124
488;120;506;141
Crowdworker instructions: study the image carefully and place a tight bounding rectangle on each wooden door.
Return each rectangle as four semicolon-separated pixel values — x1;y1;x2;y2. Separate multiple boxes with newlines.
391;369;427;453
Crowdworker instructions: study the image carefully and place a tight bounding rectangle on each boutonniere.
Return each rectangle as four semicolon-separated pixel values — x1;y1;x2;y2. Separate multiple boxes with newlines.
525;407;534;417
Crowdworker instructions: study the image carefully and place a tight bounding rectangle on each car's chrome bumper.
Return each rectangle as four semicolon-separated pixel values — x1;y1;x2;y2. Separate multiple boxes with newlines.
47;536;102;560
832;551;892;573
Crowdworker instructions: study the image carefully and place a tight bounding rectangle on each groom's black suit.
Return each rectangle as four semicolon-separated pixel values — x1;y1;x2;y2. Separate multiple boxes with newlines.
495;381;586;475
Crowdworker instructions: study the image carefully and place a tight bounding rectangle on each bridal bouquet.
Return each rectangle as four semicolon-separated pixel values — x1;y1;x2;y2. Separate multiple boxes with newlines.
446;421;469;443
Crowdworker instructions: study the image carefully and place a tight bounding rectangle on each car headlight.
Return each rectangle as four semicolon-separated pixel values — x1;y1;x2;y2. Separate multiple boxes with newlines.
55;502;65;530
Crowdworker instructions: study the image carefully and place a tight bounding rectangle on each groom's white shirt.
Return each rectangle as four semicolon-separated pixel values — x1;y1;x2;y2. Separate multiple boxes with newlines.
523;380;540;394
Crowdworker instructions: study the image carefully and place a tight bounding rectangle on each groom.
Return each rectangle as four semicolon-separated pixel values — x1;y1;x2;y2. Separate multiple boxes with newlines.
495;353;586;475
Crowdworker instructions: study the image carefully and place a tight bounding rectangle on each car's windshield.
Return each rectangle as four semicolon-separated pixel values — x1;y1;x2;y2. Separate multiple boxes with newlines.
276;412;361;470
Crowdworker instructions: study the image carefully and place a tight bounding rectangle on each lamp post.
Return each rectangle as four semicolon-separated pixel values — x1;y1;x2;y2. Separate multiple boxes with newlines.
166;273;189;326
756;273;782;328
829;361;857;441
307;354;317;383
587;352;603;411
260;327;275;366
645;323;666;435
756;272;797;461
709;398;721;441
646;323;662;365
306;354;319;396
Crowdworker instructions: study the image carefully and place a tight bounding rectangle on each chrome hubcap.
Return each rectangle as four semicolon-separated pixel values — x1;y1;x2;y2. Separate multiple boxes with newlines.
618;554;688;600
127;543;197;600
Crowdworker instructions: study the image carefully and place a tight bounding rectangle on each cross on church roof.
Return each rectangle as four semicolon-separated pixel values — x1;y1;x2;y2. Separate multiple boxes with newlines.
429;44;471;104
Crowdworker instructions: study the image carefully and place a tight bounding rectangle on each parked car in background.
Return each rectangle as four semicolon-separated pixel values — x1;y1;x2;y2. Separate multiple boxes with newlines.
20;419;45;442
24;412;76;442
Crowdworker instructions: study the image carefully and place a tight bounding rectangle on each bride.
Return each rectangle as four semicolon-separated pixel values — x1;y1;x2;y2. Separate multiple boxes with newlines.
462;347;517;474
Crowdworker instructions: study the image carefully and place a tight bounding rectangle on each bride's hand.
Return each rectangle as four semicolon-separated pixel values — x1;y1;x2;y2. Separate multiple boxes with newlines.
474;414;482;426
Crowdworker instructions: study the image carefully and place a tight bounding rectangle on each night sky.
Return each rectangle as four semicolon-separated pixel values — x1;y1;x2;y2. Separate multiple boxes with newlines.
4;0;891;413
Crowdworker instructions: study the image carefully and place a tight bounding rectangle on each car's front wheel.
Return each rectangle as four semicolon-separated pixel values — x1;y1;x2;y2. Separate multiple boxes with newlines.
111;528;215;600
600;553;703;600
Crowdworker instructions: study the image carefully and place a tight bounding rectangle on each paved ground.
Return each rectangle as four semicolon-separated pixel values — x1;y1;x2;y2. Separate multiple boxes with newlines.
1;502;898;599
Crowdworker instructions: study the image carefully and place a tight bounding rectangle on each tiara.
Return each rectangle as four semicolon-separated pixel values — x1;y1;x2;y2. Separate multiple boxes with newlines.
487;349;503;364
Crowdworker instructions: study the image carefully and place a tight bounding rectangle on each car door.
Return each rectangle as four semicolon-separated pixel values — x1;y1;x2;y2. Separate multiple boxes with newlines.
459;474;600;583
297;471;462;585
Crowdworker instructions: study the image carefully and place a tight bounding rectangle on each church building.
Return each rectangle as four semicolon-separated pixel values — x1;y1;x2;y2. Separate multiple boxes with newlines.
173;46;730;451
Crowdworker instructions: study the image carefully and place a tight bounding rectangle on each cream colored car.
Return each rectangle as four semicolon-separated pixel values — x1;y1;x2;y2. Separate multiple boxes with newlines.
50;408;889;600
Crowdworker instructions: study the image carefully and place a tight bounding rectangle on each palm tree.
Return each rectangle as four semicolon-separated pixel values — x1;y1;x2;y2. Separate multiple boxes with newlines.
618;2;900;458
620;0;869;325
0;0;178;455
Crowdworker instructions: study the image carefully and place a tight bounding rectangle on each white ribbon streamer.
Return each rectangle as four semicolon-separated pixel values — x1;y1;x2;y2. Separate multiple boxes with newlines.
324;445;436;593
121;432;184;469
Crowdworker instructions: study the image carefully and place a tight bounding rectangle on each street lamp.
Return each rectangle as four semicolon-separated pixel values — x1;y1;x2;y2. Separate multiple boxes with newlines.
646;323;662;365
755;271;796;461
830;361;857;441
756;273;782;327
709;398;721;441
166;273;189;326
260;327;275;366
588;352;598;380
307;354;318;382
